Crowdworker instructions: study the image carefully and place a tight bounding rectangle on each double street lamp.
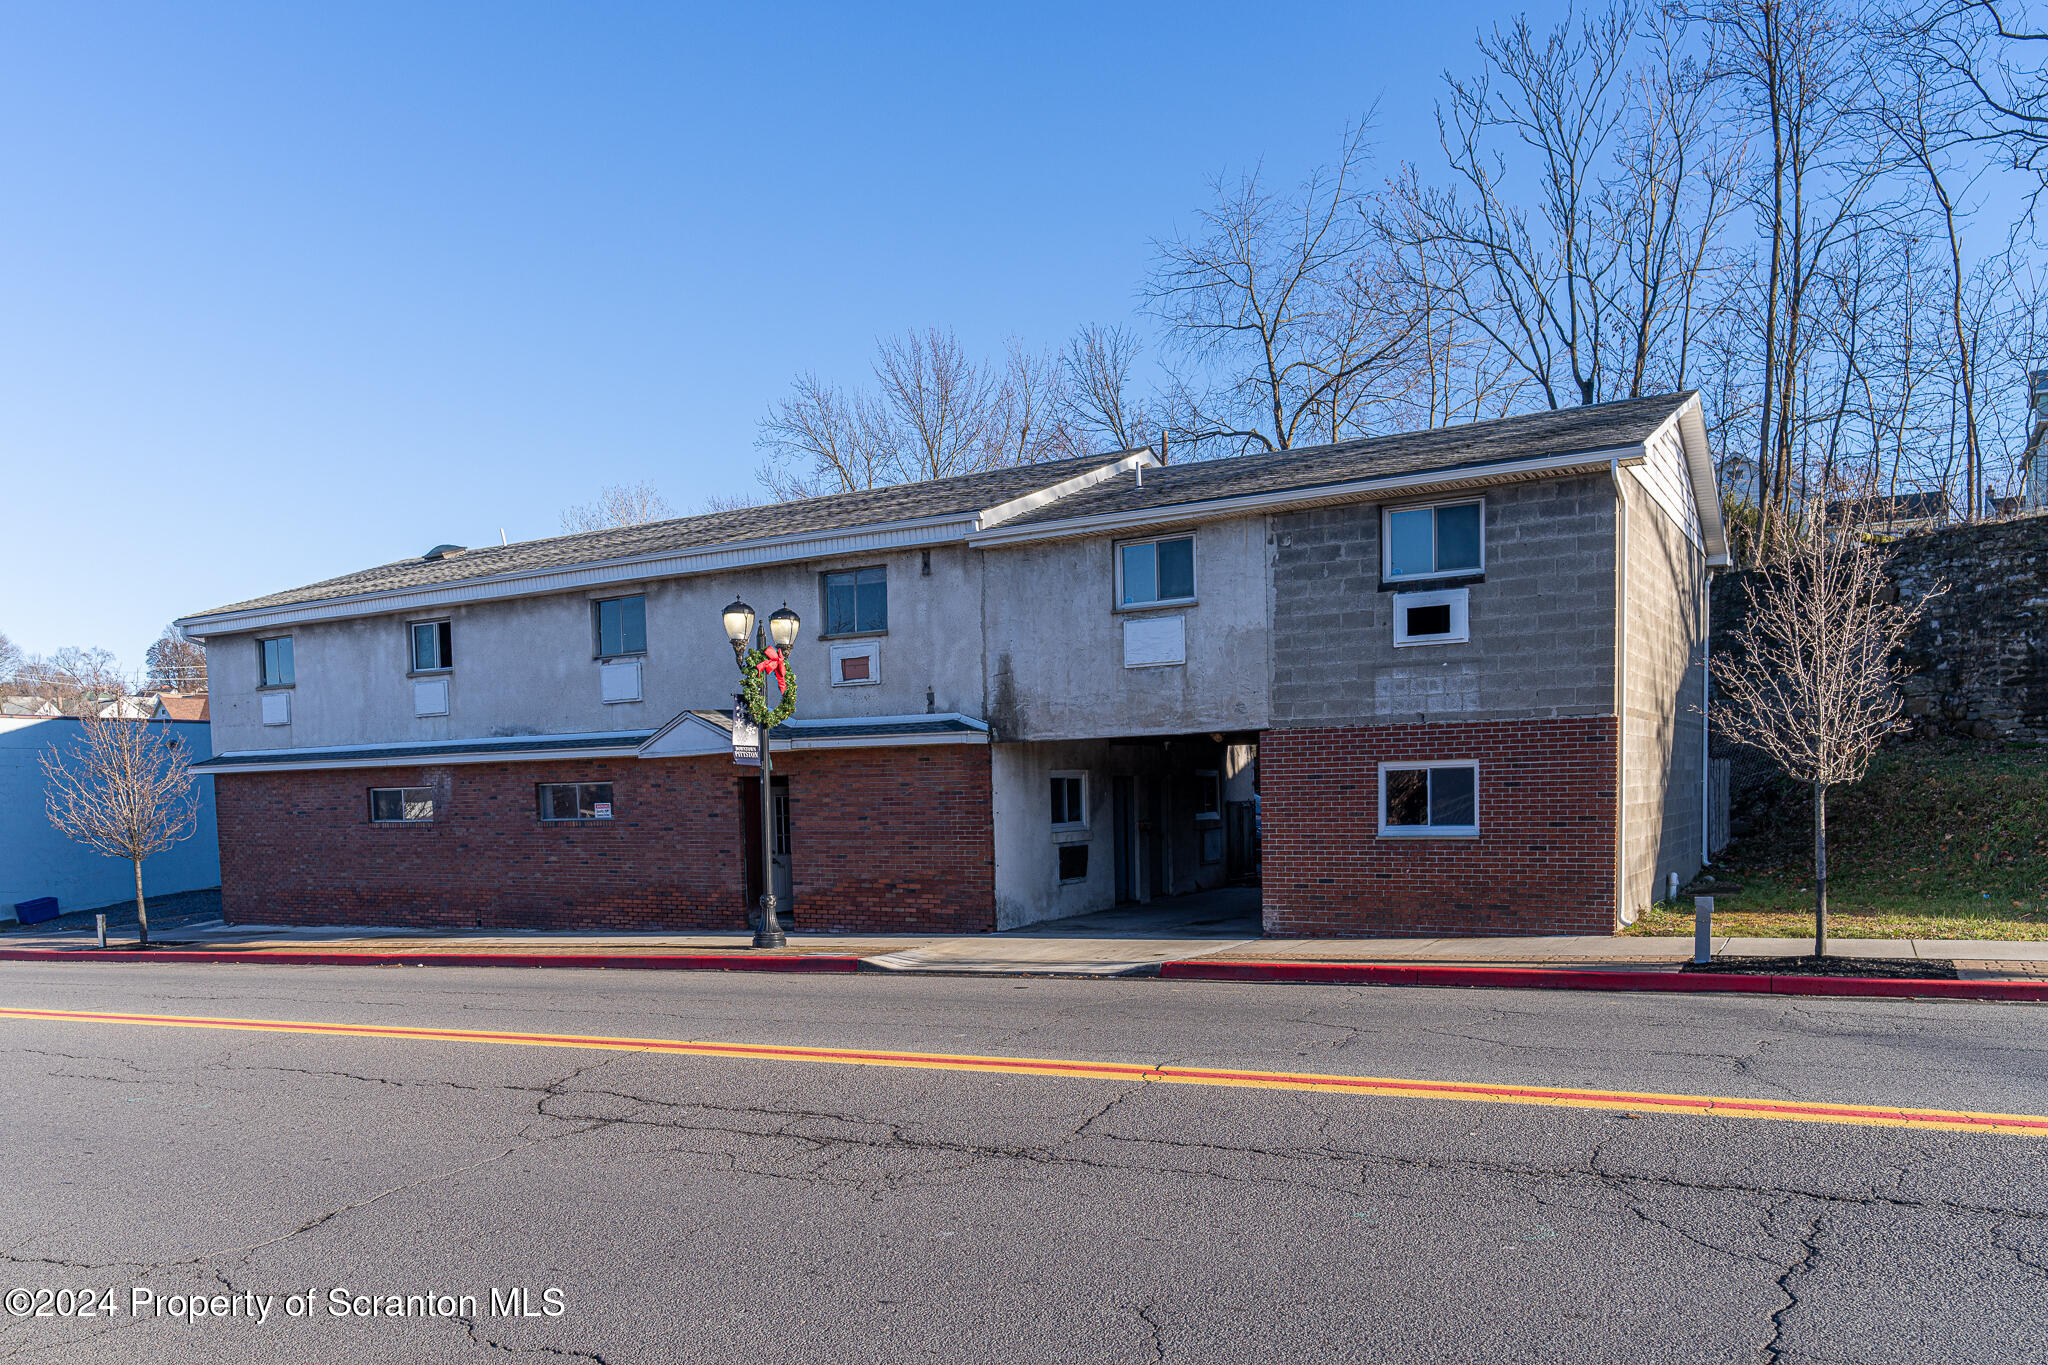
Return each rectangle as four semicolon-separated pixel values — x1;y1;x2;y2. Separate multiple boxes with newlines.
722;598;801;948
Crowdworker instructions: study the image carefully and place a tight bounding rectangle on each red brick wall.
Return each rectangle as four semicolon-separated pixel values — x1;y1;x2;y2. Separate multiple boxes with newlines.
1260;718;1618;937
213;746;995;934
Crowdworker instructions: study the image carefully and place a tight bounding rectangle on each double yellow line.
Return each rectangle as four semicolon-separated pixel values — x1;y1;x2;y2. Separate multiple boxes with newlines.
5;1006;2044;1136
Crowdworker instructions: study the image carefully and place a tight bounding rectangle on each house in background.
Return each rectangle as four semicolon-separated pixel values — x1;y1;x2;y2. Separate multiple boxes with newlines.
0;715;221;922
1;698;62;719
176;392;1725;938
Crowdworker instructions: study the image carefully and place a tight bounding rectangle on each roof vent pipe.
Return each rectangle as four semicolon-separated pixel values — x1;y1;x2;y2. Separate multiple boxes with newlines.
1136;462;1143;489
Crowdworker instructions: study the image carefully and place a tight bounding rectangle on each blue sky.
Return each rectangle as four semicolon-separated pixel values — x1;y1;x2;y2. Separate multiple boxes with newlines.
3;2;1561;674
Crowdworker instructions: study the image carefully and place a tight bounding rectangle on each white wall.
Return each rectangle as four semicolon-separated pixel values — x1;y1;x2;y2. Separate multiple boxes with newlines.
0;718;220;920
992;740;1117;929
982;516;1272;742
206;545;986;752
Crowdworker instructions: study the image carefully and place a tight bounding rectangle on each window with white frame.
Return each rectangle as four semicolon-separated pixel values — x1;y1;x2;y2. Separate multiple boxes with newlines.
1193;770;1221;822
368;787;434;823
1392;588;1471;646
1378;762;1479;836
1117;535;1195;607
1383;500;1483;581
410;619;453;672
1050;772;1088;830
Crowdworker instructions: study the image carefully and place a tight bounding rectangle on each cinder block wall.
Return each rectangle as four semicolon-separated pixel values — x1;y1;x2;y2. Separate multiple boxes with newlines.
1259;718;1619;937
1621;479;1708;912
1268;476;1617;726
214;747;996;934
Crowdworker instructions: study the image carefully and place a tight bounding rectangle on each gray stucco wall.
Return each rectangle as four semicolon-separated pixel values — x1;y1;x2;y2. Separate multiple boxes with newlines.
981;517;1270;742
1268;476;1618;726
1621;471;1708;913
206;545;987;753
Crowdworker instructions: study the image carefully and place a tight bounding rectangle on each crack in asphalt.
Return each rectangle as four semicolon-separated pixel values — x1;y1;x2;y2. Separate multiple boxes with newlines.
1763;1215;1827;1363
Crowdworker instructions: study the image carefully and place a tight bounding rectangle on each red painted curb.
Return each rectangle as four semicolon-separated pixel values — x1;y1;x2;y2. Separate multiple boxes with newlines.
1158;959;2048;1001
0;949;863;973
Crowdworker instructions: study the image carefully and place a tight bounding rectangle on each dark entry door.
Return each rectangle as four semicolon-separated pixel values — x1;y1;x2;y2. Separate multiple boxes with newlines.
739;775;793;924
1113;776;1135;903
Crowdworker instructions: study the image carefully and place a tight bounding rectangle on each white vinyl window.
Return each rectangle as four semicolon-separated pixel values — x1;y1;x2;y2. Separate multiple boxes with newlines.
1383;500;1484;581
1050;772;1088;830
1392;588;1471;647
1378;762;1479;837
410;619;453;672
1116;535;1196;608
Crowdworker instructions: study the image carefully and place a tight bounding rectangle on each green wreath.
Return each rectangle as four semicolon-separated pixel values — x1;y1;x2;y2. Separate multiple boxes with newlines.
739;646;797;728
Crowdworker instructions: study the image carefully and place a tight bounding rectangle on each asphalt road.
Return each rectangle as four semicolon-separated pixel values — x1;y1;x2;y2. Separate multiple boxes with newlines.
1;964;2045;1364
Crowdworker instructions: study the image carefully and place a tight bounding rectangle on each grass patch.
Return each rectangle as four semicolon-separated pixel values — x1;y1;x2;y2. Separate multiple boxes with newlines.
1624;739;2048;941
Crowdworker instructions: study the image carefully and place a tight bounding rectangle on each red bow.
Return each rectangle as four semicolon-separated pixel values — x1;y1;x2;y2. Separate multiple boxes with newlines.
756;646;787;690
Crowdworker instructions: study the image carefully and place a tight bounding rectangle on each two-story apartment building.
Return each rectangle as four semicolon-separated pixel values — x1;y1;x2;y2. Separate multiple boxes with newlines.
177;392;1726;937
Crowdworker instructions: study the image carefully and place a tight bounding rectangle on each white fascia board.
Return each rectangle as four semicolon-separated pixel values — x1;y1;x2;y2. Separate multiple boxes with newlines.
200;740;655;774
175;512;982;639
784;730;987;749
636;711;989;759
1668;395;1730;563
977;451;1158;530
965;448;1648;547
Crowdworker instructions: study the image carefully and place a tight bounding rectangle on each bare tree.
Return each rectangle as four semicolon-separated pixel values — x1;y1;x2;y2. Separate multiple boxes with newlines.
16;645;125;716
1147;122;1419;454
1710;532;1942;953
41;715;201;946
1062;324;1155;452
560;481;676;533
1911;0;2048;195
143;627;207;694
0;630;21;687
755;328;1084;498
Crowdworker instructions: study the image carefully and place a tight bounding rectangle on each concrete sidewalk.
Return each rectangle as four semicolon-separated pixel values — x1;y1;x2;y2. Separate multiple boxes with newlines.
4;915;2046;979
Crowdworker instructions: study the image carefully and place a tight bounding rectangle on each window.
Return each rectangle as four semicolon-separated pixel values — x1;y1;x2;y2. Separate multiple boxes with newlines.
259;636;294;688
594;595;646;657
1392;588;1471;647
1379;762;1479;837
369;787;434;823
538;782;614;822
1118;535;1195;607
1194;770;1221;822
1050;773;1087;829
411;620;453;672
1057;843;1090;883
1384;500;1483;581
824;567;887;635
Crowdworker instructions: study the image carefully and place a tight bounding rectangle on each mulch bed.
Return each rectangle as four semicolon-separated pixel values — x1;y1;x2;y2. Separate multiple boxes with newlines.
1682;955;1958;980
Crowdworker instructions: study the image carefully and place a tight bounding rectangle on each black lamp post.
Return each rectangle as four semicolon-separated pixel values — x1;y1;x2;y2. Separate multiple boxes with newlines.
723;598;801;949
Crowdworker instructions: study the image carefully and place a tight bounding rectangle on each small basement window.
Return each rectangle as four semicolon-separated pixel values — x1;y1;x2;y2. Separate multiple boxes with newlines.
1379;762;1478;837
538;782;615;822
1050;772;1087;830
1118;535;1195;608
410;620;453;672
1392;588;1471;647
369;787;434;823
1384;500;1483;581
594;595;647;658
1057;843;1090;883
259;636;294;688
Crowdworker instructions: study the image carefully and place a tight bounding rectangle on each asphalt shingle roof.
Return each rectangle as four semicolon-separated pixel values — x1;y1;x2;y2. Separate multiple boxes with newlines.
1001;392;1694;528
187;450;1136;619
187;394;1696;622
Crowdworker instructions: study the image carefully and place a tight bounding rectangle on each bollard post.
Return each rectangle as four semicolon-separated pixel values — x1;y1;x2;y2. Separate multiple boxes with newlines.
1693;896;1713;965
95;914;107;949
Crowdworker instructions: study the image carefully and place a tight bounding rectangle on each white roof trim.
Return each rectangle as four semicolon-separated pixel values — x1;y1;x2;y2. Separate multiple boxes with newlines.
175;512;983;638
978;450;1157;530
966;447;1649;547
1669;394;1731;565
638;711;990;759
